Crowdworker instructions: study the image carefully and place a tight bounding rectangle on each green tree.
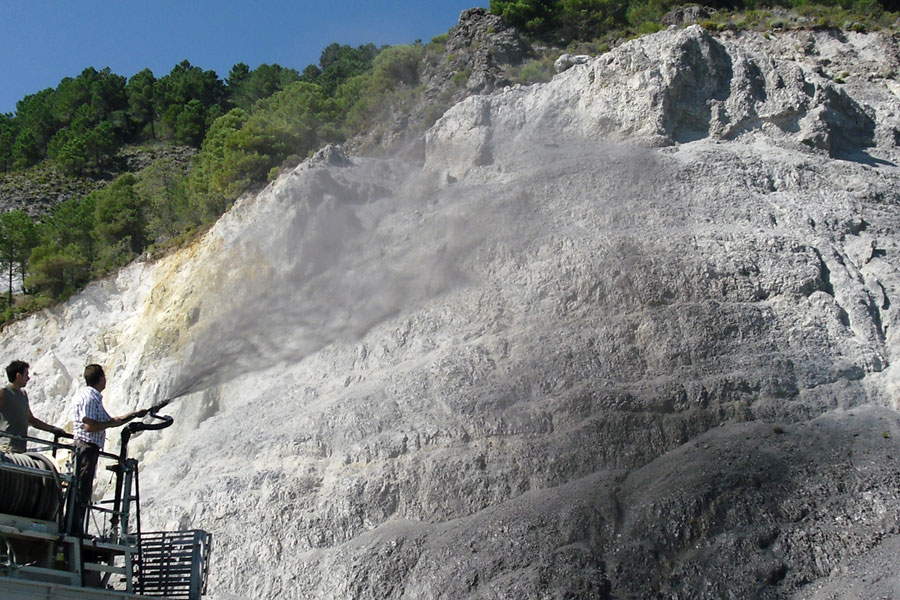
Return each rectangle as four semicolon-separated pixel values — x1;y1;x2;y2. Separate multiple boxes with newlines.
87;67;128;124
0;114;17;172
156;60;225;107
559;0;628;38
25;245;91;299
226;63;252;98
134;156;192;240
48;118;118;175
86;121;118;169
92;174;147;268
45;69;128;172
226;63;301;110
127;68;158;139
27;195;96;299
47;123;74;159
371;44;423;88
35;195;97;264
0;210;37;305
300;64;322;83
342;44;426;134
186;81;336;223
54;133;90;175
58;104;95;138
490;0;561;36
625;0;676;27
15;89;56;160
53;75;91;126
52;67;126;127
155;60;225;142
173;99;208;146
186;108;251;220
12;127;41;169
315;43;381;95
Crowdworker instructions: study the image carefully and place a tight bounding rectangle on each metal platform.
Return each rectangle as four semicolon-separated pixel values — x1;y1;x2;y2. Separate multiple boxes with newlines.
0;423;211;600
0;577;151;600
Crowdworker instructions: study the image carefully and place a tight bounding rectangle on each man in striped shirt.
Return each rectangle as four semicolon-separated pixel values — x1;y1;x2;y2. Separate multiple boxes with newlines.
71;364;147;536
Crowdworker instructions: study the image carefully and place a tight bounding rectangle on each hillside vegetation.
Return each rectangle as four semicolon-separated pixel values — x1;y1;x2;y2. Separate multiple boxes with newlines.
492;0;900;42
0;0;898;326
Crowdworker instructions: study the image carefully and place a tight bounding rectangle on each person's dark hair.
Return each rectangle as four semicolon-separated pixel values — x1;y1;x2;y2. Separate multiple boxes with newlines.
6;360;28;383
84;364;105;388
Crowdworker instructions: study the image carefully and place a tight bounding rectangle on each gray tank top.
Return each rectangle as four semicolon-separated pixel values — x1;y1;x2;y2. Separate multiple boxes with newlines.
0;385;30;452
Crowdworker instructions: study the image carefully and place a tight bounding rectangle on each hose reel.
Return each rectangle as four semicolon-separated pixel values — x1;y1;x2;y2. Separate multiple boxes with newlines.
0;451;62;521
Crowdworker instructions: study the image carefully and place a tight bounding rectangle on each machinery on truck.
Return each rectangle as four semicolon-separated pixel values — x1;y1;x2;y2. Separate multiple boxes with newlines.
0;403;211;600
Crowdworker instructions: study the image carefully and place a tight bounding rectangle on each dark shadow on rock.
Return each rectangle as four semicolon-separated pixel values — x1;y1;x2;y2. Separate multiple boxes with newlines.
666;32;734;143
831;148;896;167
609;407;900;598
819;86;882;162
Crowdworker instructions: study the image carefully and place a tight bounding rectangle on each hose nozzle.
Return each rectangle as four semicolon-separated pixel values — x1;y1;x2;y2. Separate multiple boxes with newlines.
150;398;173;414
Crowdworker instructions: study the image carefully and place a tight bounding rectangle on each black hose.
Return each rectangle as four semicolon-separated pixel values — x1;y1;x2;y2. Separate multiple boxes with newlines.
26;453;62;522
112;405;176;529
0;451;61;521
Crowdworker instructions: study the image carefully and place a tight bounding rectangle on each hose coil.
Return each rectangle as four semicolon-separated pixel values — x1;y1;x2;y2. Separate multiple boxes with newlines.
0;451;61;521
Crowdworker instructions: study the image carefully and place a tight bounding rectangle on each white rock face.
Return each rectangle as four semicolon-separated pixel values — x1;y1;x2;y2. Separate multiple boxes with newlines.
5;25;900;599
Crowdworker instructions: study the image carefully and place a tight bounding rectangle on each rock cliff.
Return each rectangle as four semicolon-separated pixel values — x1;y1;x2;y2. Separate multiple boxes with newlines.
4;24;900;599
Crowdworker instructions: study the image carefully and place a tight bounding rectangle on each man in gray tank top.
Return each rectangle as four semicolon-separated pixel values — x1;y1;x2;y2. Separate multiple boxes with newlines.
0;360;68;452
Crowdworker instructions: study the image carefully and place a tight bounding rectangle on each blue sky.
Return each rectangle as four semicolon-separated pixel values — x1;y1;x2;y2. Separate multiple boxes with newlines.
0;0;489;115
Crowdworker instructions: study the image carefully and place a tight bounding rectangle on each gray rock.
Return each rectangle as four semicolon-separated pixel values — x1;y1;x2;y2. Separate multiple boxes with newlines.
662;5;718;26
310;144;352;167
553;53;591;73
4;25;900;600
422;7;528;99
351;8;528;156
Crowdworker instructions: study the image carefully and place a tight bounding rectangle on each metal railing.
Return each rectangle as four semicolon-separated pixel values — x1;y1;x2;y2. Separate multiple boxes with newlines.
0;412;212;599
136;530;212;599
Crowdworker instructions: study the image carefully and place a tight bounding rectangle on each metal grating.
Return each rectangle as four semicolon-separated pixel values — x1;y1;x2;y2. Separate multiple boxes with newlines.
137;530;212;599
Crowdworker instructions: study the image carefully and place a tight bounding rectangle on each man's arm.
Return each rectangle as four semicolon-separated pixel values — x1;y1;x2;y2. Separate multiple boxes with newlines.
28;412;69;437
82;409;148;432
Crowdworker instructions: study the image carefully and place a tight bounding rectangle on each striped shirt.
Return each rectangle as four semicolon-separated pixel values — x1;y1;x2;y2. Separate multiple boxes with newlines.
72;386;111;448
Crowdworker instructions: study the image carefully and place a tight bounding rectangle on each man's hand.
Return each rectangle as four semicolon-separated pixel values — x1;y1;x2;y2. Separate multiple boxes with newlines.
133;408;149;419
52;426;72;439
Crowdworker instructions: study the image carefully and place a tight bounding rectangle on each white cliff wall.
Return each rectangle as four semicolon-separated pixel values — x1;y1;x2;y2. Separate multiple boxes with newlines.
3;25;900;599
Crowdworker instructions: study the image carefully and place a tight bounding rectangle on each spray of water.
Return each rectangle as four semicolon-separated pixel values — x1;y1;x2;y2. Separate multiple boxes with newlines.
162;155;512;401
154;137;665;404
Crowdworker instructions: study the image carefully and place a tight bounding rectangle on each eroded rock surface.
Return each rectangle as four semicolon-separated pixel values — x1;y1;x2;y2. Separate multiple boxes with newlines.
4;25;900;599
